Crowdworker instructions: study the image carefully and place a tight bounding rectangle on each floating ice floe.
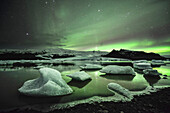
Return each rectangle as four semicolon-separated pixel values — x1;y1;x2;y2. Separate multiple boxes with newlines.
18;68;73;96
143;69;162;77
80;64;102;70
100;65;135;75
107;83;132;98
67;71;91;81
133;63;152;70
151;60;165;66
133;60;148;64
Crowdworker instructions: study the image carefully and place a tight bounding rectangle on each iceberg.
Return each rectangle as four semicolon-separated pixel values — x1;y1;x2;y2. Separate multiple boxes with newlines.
133;63;152;70
18;68;73;96
107;83;132;98
80;64;102;70
100;65;135;75
133;60;148;63
67;71;91;81
151;60;165;66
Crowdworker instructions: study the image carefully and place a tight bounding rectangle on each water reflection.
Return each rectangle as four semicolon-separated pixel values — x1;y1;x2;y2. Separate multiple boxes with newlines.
143;75;160;87
134;68;144;74
68;79;92;88
0;64;169;111
100;74;135;81
154;64;170;76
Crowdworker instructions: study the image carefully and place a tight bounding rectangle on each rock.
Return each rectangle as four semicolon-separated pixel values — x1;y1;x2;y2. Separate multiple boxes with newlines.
103;49;166;60
18;68;73;96
100;65;135;75
80;64;102;70
107;83;132;98
67;71;92;81
133;63;152;70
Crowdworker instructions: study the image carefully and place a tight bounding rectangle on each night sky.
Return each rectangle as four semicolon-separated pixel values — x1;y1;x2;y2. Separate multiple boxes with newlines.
0;0;170;55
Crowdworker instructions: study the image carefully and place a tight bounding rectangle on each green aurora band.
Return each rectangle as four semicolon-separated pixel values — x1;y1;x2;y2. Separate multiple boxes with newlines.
21;0;170;54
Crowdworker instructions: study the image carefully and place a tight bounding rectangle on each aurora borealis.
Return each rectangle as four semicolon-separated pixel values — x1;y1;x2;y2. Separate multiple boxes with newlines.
0;0;170;55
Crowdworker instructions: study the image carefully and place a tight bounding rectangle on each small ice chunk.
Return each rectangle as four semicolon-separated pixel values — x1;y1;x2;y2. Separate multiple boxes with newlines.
67;71;91;81
133;63;152;70
108;83;132;98
133;60;148;63
80;64;102;70
151;60;165;65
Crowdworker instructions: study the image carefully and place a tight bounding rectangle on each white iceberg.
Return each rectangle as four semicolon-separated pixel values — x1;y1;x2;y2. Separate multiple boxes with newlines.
80;64;102;70
133;63;152;70
67;71;91;81
18;68;73;96
107;83;132;98
100;65;135;75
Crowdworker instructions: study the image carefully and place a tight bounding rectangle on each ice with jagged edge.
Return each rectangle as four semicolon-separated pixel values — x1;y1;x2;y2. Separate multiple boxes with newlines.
18;68;73;96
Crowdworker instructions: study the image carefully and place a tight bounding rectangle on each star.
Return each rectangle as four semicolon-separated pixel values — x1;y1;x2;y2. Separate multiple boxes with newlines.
98;9;101;12
45;1;48;4
26;33;29;36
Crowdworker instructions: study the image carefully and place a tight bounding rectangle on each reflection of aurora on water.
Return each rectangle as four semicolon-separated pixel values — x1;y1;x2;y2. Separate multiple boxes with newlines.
154;64;170;76
0;64;170;111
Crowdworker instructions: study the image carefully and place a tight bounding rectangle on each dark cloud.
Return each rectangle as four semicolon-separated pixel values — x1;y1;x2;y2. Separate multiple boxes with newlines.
0;0;169;54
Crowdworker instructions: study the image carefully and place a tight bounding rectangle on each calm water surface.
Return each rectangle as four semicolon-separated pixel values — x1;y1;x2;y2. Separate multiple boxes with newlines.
0;64;170;110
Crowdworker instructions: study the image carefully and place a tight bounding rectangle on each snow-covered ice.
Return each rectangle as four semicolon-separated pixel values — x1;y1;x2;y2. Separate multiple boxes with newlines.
80;64;102;70
67;71;91;81
100;65;135;75
18;68;73;96
107;83;132;98
133;63;152;70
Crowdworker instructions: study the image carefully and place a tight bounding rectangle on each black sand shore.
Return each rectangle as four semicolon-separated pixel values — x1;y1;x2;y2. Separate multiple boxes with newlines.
2;87;170;113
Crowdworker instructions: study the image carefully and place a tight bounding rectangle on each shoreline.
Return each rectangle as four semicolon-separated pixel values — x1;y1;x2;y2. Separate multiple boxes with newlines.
2;87;170;113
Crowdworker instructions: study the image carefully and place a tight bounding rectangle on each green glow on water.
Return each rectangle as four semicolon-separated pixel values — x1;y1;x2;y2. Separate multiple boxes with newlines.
154;65;170;76
0;64;170;110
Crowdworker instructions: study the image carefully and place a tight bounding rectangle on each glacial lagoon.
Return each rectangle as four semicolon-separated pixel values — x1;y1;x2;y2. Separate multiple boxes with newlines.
0;63;170;112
